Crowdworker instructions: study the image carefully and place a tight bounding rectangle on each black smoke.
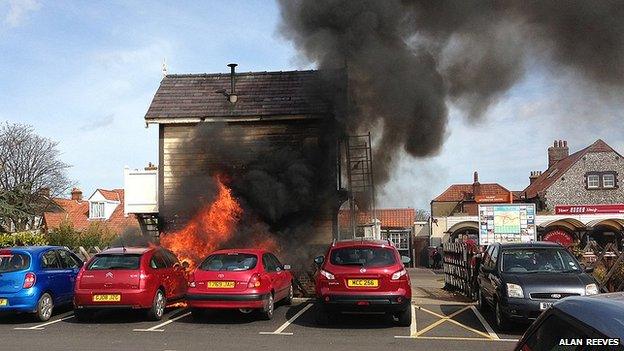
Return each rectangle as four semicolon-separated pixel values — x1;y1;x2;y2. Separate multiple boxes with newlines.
278;0;624;184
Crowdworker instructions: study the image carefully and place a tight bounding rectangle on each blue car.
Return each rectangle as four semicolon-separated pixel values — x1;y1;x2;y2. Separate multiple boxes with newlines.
0;246;83;321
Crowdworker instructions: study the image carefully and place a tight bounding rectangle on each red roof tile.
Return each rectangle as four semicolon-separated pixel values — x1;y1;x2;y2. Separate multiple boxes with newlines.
43;189;138;234
522;139;620;199
338;208;415;228
432;183;511;202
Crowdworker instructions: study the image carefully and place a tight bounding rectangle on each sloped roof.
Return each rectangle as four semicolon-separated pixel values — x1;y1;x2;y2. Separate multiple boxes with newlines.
523;139;621;199
144;70;336;122
97;189;121;201
432;183;511;202
338;208;416;228
43;189;138;234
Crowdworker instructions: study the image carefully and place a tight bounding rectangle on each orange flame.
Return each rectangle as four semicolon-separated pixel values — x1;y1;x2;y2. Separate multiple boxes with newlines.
160;176;242;270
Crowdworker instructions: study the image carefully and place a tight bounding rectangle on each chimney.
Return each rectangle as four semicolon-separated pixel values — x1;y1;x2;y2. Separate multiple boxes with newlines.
71;188;83;201
145;162;158;171
227;63;238;103
547;139;569;168
473;171;479;184
529;171;542;184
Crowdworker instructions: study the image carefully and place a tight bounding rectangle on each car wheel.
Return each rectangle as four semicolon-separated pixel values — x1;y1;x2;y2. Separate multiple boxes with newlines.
35;293;54;322
259;293;274;320
477;290;488;312
74;309;94;322
495;301;510;331
147;289;166;321
393;305;412;327
284;284;294;305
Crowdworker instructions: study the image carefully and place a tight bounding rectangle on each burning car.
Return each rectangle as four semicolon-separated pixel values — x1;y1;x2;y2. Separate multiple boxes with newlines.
186;249;293;320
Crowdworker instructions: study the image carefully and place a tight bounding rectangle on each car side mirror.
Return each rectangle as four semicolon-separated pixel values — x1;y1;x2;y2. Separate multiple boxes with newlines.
283;264;291;270
401;256;411;264
314;256;324;266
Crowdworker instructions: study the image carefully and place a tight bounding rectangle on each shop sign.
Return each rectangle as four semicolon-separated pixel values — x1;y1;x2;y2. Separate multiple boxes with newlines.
555;204;624;215
542;229;574;247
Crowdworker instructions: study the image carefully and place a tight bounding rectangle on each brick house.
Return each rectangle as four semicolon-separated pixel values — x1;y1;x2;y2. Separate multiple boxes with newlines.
42;188;139;235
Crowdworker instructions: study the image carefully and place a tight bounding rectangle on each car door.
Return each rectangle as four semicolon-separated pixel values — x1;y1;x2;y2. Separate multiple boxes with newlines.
163;249;185;299
40;249;64;305
150;250;171;298
269;253;288;299
488;245;502;301
262;253;278;292
514;311;596;351
478;245;494;299
56;249;82;303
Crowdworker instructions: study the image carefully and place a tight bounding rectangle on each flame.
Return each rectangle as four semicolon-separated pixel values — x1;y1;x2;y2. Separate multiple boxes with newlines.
161;176;242;270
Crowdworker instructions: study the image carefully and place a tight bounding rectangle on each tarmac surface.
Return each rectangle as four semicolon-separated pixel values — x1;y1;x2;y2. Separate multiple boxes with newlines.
0;268;526;351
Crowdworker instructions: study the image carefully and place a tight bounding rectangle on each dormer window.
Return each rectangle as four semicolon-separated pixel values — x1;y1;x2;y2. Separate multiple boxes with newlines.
90;202;105;219
587;174;600;189
603;173;616;188
585;171;618;190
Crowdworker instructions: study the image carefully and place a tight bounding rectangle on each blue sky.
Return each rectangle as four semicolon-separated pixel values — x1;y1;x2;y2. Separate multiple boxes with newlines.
2;1;623;210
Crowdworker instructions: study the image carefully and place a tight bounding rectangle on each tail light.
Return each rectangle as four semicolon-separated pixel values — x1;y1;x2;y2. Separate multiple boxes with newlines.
320;270;335;280
248;273;261;288
139;269;148;289
391;268;407;280
23;272;36;289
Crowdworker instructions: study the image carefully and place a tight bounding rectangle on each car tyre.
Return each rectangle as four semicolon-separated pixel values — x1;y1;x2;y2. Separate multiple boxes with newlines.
284;283;294;306
495;301;510;331
35;293;54;322
393;305;412;327
477;289;488;312
146;289;166;321
259;293;274;320
74;309;94;322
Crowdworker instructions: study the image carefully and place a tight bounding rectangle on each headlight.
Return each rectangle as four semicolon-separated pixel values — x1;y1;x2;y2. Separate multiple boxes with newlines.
506;283;524;298
585;283;599;295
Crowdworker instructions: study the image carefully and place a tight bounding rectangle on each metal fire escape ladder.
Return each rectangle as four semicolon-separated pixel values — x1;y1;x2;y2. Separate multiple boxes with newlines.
345;132;376;239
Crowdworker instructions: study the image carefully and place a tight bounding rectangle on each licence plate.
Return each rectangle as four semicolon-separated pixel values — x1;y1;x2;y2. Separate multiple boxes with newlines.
207;281;235;288
539;302;553;310
92;294;121;302
347;279;379;287
0;298;7;306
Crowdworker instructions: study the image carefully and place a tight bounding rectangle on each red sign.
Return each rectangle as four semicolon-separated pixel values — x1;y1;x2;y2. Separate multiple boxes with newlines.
475;194;512;203
543;229;574;247
554;204;624;215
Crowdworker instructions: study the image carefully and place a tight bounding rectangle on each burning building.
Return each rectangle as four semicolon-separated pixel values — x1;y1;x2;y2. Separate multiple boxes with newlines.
141;64;345;267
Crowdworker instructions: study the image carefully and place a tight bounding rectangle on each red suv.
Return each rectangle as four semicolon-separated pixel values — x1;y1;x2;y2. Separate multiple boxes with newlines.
314;239;412;326
74;247;187;321
186;249;293;320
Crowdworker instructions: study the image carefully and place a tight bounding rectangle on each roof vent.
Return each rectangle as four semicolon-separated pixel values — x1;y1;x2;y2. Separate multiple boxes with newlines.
215;63;239;103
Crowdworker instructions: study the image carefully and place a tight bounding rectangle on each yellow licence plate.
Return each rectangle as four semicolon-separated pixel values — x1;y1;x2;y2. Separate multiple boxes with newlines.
92;294;121;302
0;298;7;306
207;281;235;289
347;279;379;287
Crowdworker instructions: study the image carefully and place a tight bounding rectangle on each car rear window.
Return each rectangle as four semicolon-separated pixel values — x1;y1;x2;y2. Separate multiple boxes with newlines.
0;252;30;273
88;254;141;270
330;247;397;267
199;253;258;271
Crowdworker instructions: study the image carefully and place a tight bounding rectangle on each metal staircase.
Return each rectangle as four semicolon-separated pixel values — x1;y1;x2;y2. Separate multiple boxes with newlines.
344;133;376;238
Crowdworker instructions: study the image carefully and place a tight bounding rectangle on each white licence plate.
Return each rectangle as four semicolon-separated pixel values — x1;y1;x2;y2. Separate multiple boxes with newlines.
539;302;553;310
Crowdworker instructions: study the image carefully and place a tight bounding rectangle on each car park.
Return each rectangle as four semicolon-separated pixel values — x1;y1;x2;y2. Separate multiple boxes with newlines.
73;246;187;321
314;239;412;326
186;249;293;320
0;246;83;321
477;241;598;330
514;292;624;351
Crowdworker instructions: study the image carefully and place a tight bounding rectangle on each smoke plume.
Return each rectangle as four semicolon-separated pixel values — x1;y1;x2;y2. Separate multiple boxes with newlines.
278;0;624;184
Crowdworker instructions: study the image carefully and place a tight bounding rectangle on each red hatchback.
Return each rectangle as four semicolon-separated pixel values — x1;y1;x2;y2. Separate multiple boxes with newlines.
74;247;187;321
186;249;293;320
314;239;412;326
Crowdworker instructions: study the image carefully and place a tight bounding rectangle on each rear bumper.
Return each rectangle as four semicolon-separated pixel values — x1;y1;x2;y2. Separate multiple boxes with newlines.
186;293;269;309
319;294;411;312
74;289;153;309
0;288;39;313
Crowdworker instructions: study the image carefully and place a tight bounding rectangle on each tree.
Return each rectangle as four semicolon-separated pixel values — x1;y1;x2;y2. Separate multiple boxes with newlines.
415;209;430;221
0;122;73;231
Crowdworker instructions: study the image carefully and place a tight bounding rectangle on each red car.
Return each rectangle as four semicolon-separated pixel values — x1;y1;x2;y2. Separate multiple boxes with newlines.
186;249;293;320
314;239;412;326
74;247;187;321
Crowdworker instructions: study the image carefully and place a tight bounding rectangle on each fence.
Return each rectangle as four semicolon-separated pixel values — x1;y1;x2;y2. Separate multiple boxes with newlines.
442;242;479;300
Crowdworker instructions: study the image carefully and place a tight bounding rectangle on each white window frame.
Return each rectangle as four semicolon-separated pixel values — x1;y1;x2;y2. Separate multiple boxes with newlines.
387;231;409;250
89;202;105;219
587;174;600;189
603;173;616;188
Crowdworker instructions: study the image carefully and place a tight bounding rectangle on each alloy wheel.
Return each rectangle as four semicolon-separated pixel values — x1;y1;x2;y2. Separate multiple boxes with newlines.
40;294;53;321
266;294;274;318
155;291;165;318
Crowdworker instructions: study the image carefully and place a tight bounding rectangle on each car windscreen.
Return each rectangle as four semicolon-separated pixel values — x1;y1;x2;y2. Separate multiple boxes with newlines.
330;247;397;268
501;248;581;273
87;254;141;270
199;253;258;271
0;252;30;273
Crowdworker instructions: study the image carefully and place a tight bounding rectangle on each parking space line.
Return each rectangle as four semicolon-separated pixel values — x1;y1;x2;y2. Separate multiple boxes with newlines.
410;304;417;336
133;311;191;332
395;335;519;342
470;305;499;340
14;315;74;330
418;305;492;339
259;303;313;336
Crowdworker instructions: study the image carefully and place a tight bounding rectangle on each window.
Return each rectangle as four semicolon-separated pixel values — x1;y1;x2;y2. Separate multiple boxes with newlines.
587;174;600;188
88;254;141;270
41;250;60;269
90;201;105;219
0;252;30;273
200;253;258;271
603;173;616;188
150;251;168;269
262;253;278;272
388;231;409;250
58;250;82;269
329;247;397;268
